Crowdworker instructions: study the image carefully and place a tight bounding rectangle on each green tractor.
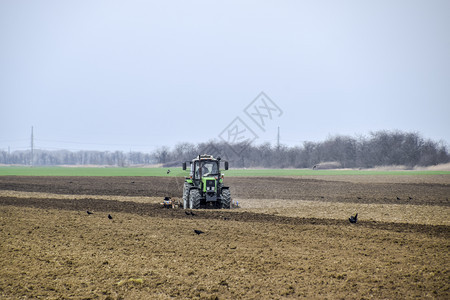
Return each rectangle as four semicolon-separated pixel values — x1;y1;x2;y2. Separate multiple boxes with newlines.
182;154;231;209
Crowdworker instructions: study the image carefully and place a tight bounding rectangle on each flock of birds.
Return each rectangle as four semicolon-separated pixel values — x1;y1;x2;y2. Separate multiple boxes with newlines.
84;194;415;234
86;211;113;220
85;196;204;235
345;195;414;224
86;209;204;234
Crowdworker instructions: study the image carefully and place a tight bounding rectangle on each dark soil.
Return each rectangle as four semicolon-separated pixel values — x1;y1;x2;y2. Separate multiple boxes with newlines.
0;175;449;206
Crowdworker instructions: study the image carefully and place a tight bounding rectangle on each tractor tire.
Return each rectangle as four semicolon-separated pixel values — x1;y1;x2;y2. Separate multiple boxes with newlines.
182;183;191;209
189;189;201;209
221;189;231;209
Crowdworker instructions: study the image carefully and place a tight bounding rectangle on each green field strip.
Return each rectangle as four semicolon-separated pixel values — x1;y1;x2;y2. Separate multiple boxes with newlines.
0;166;449;177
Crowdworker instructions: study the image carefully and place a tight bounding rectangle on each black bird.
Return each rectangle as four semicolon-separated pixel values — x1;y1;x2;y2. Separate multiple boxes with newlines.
167;169;171;174
408;196;413;200
349;213;358;224
108;214;113;220
396;197;401;200
131;181;135;184
86;211;94;215
357;197;362;200
194;230;204;235
190;211;196;216
185;211;190;215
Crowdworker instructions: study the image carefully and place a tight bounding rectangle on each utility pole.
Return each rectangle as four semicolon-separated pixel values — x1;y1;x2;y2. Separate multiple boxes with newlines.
31;126;34;167
277;126;280;151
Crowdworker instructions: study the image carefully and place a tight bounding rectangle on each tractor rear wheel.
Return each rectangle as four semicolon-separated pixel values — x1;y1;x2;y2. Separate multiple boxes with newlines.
221;189;231;209
189;189;201;209
182;183;191;209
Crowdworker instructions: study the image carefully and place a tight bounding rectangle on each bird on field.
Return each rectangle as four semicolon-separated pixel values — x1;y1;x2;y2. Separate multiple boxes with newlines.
108;214;113;220
396;196;401;200
349;213;358;224
190;211;196;216
86;211;94;215
357;197;362;200
185;211;190;216
194;229;204;235
408;196;413;200
167;169;171;174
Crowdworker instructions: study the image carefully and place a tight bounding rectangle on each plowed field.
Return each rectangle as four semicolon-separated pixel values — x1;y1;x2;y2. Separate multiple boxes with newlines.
1;175;449;299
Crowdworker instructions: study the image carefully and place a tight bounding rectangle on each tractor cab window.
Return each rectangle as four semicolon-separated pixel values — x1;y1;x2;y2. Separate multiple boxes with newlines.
202;161;218;176
194;160;218;178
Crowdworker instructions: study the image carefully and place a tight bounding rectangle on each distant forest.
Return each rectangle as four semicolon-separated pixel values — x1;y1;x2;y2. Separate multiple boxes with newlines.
1;130;448;169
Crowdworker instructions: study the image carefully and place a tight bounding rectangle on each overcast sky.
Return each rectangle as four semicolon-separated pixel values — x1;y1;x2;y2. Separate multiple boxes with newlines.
1;0;449;152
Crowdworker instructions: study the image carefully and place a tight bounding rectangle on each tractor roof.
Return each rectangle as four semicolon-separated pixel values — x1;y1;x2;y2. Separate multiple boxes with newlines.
194;154;218;161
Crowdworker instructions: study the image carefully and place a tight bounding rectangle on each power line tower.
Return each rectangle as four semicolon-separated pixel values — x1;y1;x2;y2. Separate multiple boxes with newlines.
277;126;280;151
30;126;34;167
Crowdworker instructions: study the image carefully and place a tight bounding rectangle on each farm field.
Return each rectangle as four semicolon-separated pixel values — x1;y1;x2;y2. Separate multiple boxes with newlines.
1;166;449;177
0;175;449;299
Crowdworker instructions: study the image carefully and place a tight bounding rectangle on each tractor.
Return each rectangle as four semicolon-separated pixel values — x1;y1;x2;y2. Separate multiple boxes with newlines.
182;154;231;209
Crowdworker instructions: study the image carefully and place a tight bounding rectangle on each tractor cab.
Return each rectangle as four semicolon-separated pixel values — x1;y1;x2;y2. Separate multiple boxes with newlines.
193;159;218;178
183;155;228;180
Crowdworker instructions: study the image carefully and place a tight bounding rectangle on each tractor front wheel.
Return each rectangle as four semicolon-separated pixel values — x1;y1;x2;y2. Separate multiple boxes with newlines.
189;189;201;209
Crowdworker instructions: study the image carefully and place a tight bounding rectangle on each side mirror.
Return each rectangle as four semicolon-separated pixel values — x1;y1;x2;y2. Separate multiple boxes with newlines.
224;161;229;170
182;162;186;170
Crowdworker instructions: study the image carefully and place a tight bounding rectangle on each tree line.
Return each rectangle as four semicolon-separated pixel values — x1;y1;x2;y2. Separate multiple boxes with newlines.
1;130;448;168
